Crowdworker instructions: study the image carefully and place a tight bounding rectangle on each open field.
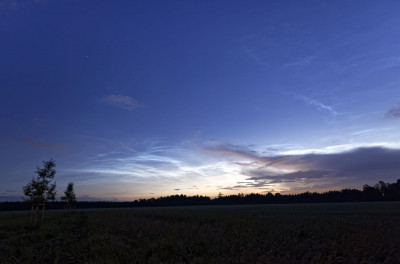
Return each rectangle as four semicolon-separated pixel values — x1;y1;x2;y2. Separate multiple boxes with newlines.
1;202;400;263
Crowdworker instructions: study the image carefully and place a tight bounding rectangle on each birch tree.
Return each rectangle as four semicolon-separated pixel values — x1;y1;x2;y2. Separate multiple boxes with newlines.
23;159;57;224
61;181;76;214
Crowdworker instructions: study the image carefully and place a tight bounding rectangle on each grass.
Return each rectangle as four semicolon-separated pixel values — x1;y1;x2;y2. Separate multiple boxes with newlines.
1;202;400;263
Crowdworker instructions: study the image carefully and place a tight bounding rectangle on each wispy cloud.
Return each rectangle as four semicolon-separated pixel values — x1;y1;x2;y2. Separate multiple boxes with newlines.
243;47;269;66
385;103;400;118
64;139;225;197
281;56;316;70
377;56;400;70
101;94;144;111
298;95;339;115
63;136;273;199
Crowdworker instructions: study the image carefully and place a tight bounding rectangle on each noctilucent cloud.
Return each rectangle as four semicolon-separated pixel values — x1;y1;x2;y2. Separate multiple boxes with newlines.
1;0;400;201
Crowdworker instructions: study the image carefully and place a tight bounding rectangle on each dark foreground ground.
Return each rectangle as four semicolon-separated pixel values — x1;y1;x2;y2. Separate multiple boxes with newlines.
1;202;400;263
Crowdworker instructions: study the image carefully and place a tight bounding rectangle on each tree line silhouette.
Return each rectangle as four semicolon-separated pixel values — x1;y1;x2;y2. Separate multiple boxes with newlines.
2;178;400;211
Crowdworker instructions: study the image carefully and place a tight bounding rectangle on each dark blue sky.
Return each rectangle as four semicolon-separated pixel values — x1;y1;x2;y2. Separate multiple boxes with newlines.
1;0;400;201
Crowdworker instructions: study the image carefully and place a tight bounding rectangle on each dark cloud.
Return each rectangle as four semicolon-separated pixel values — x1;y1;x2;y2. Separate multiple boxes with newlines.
219;182;275;191
210;144;400;190
284;147;400;180
232;161;258;166
263;148;400;185
207;143;259;157
386;103;400;118
245;169;331;182
206;143;280;165
22;138;64;150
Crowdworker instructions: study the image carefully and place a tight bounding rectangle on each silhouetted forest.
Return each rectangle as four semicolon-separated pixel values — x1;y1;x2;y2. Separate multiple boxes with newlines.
2;179;400;211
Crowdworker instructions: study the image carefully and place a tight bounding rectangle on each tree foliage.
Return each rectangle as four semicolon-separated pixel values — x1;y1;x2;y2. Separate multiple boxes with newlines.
23;159;57;224
61;181;76;212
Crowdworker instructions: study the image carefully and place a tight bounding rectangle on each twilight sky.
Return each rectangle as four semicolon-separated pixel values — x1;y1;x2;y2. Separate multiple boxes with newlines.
1;0;400;201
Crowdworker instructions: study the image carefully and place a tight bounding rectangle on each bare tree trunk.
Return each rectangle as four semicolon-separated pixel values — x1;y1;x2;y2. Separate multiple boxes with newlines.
30;205;34;224
41;204;45;223
34;206;38;225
